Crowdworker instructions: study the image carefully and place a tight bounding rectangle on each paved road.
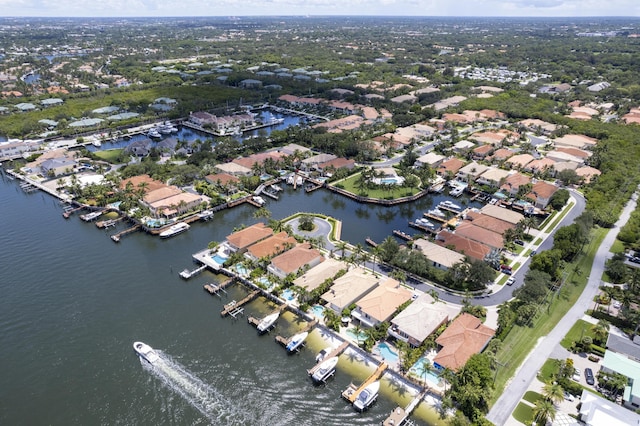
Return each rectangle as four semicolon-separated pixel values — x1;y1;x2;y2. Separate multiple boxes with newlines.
486;188;639;425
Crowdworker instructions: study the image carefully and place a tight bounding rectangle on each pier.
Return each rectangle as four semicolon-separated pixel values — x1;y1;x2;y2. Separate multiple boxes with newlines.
365;237;378;247
96;217;123;229
393;230;413;241
423;212;447;223
382;388;429;426
341;361;388;403
203;278;233;297
110;224;141;242
63;205;85;218
408;222;438;235
307;341;350;376
221;290;260;317
179;265;207;280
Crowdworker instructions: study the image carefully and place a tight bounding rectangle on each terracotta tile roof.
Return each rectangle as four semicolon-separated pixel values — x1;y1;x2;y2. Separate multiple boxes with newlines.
527;181;558;200
434;313;495;371
464;211;515;235
500;172;531;194
554;147;592;159
437;157;466;175
269;243;323;275
472;144;493;157
526;157;556;172
232;152;286;169
355;278;413;323
321;267;379;311
205;172;240;186
491;148;515;161
575;166;601;183
143;186;183;203
436;230;492;261
120;174;165;193
246;232;296;260
226;223;273;250
317;157;356;170
505;153;535;169
454;222;504;249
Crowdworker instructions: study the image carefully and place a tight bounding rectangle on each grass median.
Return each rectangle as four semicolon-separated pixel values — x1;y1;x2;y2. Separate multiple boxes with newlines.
490;226;607;405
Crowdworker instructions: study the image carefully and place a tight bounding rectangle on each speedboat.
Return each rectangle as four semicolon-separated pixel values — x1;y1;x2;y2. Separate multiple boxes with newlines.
353;380;380;411
315;346;333;363
415;218;434;228
427;208;445;217
439;200;461;210
133;341;160;364
252;196;266;206
147;128;162;139
257;312;280;333
286;331;309;353
312;356;339;382
197;210;214;220
80;211;102;222
159;222;190;238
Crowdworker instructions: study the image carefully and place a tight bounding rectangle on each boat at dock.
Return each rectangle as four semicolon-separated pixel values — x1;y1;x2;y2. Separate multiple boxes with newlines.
80;211;102;221
257;312;280;333
315;346;333;363
133;341;160;364
439;200;461;211
252;196;266;206
353;380;380;411
427;207;446;218
415;218;435;228
286;331;308;353
450;186;464;197
197;209;214;220
312;356;339;383
147;128;162;139
159;222;190;238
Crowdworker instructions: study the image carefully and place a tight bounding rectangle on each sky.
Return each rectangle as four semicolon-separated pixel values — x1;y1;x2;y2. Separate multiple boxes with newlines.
1;0;639;18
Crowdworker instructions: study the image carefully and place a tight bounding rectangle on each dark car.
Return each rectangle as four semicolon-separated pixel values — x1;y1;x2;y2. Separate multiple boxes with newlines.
585;368;595;385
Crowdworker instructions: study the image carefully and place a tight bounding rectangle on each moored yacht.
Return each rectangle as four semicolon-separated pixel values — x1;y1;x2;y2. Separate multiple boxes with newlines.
439;200;461;211
257;312;280;333
415;218;434;228
133;341;160;364
159;222;190;238
285;331;309;353
311;356;339;383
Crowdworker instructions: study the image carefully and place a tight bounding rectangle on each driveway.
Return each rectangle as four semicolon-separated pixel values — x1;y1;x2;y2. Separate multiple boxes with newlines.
486;187;639;425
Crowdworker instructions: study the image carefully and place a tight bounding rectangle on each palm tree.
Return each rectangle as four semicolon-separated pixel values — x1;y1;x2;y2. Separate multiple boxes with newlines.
532;398;556;426
542;382;564;405
253;207;271;219
335;240;348;259
591;320;610;344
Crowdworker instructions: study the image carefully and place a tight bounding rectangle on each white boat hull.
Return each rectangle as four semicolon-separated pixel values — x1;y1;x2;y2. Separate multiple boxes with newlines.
133;341;160;364
353;380;380;411
257;312;279;333
312;356;339;382
286;331;308;352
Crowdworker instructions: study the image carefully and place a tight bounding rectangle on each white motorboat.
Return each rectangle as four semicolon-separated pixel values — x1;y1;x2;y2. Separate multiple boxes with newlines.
285;331;309;353
159;222;190;238
312;356;339;382
252;196;266;206
439;200;461;211
133;341;160;364
450;186;464;197
197;210;214;220
315;346;333;363
80;211;102;222
257;312;280;333
353;380;380;411
415;218;434;228
427;208;446;217
147;128;162;139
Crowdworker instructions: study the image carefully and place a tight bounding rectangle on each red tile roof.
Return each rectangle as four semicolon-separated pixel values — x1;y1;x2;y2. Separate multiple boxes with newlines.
434;313;495;371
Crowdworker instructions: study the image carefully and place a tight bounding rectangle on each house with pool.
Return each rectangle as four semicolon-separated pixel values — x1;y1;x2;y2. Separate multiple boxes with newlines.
267;243;324;279
388;293;461;347
293;258;347;292
350;278;413;328
321;267;379;315
244;231;296;262
433;313;495;371
226;223;274;253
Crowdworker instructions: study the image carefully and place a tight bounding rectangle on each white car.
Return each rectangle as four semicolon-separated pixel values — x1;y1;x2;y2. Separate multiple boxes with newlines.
506;277;516;286
564;392;575;402
572;368;581;381
613;301;622;309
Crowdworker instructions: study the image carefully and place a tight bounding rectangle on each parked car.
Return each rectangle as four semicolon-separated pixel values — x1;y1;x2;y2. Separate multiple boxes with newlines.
585;368;595;385
514;239;524;246
530;250;537;256
572;368;581;382
506;277;516;286
564;391;575;402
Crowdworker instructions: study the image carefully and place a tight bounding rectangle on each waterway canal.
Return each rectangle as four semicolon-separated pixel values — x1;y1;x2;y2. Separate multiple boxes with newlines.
0;173;472;425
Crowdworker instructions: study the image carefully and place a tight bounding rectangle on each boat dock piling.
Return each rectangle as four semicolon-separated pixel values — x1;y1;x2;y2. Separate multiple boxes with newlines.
179;265;206;280
110;224;141;242
341;362;388;403
307;341;350;376
221;290;260;317
261;189;279;200
382;388;429;426
275;319;318;347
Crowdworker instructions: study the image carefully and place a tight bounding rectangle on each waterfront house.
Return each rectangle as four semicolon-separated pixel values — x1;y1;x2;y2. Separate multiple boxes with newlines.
120;175;165;194
413;239;466;271
389;293;460;347
600;350;640;410
480;204;524;225
244;232;296;262
433;313;495;372
454;222;505;250
526;181;559;209
351;278;413;328
463;211;515;235
578;389;640;426
142;186;182;204
416;152;445;168
215;162;252;177
267;243;324;279
476;167;510;188
40;157;77;177
225;223;274;253
205;173;240;189
124;139;152;157
437;157;466;178
321;267;379;315
293;258;347;292
146;191;203;218
435;230;492;262
499;172;531;197
189;111;216;127
455;161;490;183
316;157;356;174
0;140;39;159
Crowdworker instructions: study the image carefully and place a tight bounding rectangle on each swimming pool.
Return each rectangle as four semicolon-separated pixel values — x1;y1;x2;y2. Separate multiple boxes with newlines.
409;357;441;386
310;304;325;318
256;276;274;290
145;218;166;228
346;328;367;343
378;342;399;363
235;263;249;276
281;288;295;301
211;253;228;264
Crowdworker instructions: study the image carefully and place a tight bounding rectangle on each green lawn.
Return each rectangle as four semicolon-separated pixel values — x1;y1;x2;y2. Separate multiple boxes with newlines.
610;239;625;254
490;227;607;405
93;149;123;163
512;402;534;425
538;358;561;383
522;391;543;404
332;173;421;200
560;319;597;350
546;201;575;231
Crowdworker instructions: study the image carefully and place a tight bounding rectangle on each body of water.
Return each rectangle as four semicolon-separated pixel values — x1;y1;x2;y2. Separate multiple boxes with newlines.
0;169;464;425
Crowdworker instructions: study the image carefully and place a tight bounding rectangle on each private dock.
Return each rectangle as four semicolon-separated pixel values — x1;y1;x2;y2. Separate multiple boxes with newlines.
179;265;206;279
408;221;438;234
365;237;378;247
221;290;260;317
382;388;429;426
393;230;413;241
437;205;461;215
62;205;85;218
341;362;388;403
110;224;141;242
423;212;447;223
307;341;350;376
96;217;124;229
275;319;318;347
203;279;232;297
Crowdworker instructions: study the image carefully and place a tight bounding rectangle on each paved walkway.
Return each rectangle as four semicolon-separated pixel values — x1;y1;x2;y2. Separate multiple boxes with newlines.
486;188;639;425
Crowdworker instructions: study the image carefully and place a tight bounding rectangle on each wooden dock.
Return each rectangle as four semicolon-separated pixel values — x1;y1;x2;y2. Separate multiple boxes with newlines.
382;388;429;426
365;237;378;247
438;205;461;215
342;362;388;403
393;230;412;241
62;206;85;218
275;319;318;347
221;290;260;317
408;222;438;234
307;341;350;376
179;265;206;279
203;278;233;297
423;212;447;223
110;224;141;242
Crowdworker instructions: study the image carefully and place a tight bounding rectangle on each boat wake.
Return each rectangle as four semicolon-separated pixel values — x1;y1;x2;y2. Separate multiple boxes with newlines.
140;351;251;425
